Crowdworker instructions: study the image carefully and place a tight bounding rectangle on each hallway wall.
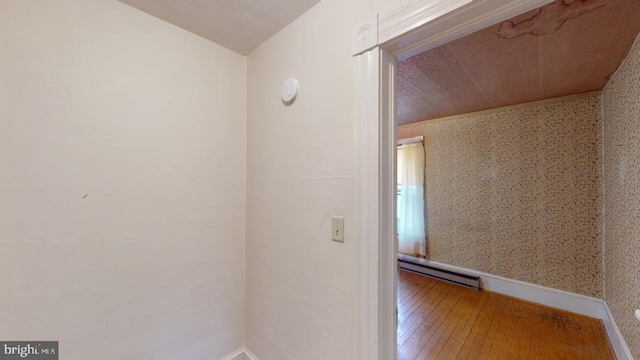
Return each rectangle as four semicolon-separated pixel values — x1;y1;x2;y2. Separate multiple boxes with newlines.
0;1;247;359
245;0;374;358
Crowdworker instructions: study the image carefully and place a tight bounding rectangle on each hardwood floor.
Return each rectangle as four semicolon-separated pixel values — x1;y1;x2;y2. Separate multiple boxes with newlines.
397;270;615;360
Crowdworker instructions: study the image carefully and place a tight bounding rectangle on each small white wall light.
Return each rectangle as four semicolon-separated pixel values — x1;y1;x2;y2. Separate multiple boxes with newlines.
281;78;299;106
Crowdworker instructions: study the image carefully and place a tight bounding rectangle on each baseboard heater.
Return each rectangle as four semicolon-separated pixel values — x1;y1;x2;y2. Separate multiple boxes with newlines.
398;257;481;290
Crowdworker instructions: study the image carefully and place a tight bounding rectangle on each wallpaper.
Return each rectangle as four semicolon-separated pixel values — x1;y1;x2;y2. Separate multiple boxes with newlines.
398;95;603;297
602;38;640;358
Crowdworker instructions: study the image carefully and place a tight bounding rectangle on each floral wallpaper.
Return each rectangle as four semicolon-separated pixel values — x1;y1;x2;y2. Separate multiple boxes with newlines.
399;94;603;297
602;37;640;358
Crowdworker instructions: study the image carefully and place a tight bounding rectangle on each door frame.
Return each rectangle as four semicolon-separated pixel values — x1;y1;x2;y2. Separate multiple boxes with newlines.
352;1;553;359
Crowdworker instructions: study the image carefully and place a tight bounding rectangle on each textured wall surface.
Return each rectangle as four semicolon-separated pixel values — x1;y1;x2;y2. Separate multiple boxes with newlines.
602;39;640;358
0;1;246;359
399;95;603;297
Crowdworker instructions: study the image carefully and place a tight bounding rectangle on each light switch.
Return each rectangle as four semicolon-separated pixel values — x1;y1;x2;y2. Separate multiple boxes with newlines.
332;216;344;243
635;309;640;321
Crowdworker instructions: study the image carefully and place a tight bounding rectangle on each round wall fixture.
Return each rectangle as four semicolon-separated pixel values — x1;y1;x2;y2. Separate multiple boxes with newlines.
281;78;299;106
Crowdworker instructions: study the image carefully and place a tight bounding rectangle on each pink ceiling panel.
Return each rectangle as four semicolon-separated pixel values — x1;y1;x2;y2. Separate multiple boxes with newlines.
398;0;640;125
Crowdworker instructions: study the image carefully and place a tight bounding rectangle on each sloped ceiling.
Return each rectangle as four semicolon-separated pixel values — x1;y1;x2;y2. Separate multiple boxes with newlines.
119;0;321;55
398;0;640;125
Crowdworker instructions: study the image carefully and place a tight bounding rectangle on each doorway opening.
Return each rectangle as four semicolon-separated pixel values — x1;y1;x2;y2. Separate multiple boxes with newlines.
389;0;640;359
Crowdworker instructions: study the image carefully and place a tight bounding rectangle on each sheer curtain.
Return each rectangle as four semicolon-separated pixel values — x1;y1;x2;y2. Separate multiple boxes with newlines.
397;142;426;256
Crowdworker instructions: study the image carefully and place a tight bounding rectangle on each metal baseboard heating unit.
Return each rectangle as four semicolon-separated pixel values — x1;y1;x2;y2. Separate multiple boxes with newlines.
398;256;481;290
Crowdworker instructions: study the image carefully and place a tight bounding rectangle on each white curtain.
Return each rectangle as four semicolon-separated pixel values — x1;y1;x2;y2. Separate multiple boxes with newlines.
397;143;426;256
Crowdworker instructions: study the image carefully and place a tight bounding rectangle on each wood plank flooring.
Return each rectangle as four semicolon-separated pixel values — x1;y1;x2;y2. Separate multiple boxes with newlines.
397;270;615;360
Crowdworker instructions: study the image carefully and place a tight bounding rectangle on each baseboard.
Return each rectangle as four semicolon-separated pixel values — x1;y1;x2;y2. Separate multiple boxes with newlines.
400;257;606;319
242;347;260;360
603;302;634;360
220;347;260;360
219;348;245;360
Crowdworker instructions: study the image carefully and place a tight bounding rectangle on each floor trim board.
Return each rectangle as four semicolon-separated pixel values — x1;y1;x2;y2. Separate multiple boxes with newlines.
219;347;260;360
603;302;634;360
243;347;260;360
219;348;245;360
398;255;605;319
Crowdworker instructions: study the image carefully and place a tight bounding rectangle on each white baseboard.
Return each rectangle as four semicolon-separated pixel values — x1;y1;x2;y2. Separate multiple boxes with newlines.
603;302;634;360
219;348;245;360
242;347;260;360
476;271;605;319
401;257;607;319
220;347;260;360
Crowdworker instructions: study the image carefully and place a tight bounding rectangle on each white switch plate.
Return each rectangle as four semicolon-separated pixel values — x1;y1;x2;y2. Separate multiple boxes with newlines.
332;216;344;243
635;309;640;321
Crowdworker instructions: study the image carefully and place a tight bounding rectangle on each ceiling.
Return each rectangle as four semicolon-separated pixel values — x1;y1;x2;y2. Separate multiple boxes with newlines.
398;0;640;125
119;0;321;55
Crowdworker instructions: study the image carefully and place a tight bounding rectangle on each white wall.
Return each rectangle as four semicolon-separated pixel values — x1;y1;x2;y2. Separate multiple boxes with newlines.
0;1;246;359
245;0;376;359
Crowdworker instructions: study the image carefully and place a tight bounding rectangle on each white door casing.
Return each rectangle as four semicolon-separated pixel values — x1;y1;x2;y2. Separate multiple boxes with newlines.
352;1;553;359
